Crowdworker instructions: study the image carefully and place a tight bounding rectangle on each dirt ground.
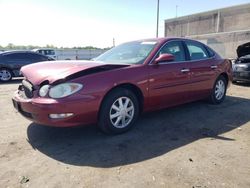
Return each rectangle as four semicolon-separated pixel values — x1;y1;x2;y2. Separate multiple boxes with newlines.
0;79;250;188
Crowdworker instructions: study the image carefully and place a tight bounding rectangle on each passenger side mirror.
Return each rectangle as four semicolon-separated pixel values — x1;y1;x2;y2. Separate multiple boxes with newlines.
154;53;175;64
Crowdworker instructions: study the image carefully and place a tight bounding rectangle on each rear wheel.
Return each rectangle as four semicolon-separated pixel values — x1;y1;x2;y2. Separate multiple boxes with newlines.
209;75;227;104
0;68;12;82
98;88;139;134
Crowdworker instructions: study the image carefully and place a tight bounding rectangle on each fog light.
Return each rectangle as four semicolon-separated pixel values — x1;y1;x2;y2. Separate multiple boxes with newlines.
49;113;74;119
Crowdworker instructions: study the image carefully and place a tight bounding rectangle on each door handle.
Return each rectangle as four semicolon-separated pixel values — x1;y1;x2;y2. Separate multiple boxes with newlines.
181;68;190;73
211;65;217;69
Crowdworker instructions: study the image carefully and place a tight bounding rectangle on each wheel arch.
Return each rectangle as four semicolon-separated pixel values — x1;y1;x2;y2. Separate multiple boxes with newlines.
0;67;14;76
0;66;12;71
98;83;144;118
219;72;229;86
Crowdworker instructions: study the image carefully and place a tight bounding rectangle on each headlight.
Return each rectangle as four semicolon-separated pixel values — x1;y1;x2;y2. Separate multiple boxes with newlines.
49;83;83;99
39;85;50;97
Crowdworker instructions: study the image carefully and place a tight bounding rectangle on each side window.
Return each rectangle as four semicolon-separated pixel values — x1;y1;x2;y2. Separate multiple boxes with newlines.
44;50;49;55
186;41;209;60
46;50;55;55
158;41;185;62
206;46;215;57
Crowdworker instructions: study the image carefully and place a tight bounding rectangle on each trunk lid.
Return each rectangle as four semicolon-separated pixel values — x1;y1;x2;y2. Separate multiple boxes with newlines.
237;42;250;58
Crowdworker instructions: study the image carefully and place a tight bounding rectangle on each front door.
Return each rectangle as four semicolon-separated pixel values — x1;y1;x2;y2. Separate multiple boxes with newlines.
148;40;191;110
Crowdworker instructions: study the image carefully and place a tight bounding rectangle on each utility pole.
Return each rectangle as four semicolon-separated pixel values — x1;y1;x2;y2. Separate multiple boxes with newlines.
175;5;178;18
156;0;160;38
113;38;115;47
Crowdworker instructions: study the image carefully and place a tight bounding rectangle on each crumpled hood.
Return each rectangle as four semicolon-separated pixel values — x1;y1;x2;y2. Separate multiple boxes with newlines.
237;42;250;58
21;60;129;86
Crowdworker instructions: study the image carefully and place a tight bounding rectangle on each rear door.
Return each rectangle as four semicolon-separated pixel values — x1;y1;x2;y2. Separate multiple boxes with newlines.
184;40;216;100
148;40;191;110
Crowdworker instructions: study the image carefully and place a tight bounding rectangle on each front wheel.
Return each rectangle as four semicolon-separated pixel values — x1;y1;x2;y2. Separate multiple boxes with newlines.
98;88;139;134
209;75;227;104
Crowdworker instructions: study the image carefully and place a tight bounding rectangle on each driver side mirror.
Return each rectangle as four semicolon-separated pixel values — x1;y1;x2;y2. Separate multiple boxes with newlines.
153;53;175;64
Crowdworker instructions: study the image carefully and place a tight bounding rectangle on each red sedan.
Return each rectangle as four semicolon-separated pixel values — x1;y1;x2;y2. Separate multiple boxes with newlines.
12;38;232;134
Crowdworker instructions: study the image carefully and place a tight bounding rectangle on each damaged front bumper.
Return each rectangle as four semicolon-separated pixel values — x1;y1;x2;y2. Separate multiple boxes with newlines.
12;90;99;127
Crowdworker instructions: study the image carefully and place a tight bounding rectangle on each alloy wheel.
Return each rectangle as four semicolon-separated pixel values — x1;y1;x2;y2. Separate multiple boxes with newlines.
109;96;135;128
215;79;225;100
0;69;12;81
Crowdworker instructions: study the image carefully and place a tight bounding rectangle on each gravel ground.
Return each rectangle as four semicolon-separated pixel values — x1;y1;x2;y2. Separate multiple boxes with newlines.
0;79;250;188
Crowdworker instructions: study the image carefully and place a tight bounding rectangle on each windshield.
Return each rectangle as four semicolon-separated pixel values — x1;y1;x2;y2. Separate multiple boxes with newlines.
95;41;157;64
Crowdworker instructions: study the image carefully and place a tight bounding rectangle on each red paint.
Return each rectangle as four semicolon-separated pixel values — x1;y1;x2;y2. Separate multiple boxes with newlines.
12;38;232;127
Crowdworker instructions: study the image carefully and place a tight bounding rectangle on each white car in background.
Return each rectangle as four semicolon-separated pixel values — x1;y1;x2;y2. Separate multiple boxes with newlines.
32;49;57;59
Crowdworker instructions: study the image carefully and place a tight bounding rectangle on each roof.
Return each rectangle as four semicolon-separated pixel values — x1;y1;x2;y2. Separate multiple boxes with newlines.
32;48;55;51
0;50;49;58
0;50;39;55
128;37;190;44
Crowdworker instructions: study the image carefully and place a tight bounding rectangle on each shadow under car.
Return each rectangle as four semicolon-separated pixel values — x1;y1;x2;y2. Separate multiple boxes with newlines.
26;96;250;168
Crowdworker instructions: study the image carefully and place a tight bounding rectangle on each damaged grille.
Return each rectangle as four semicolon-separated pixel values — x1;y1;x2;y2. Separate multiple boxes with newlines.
20;80;34;98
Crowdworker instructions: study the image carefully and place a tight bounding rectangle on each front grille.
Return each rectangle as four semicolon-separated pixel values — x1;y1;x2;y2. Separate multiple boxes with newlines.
21;80;34;98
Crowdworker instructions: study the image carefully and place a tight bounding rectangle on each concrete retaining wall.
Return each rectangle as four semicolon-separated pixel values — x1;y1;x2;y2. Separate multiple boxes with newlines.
164;3;250;58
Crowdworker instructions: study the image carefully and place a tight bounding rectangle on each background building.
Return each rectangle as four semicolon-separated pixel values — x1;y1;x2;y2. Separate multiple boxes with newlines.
164;3;250;58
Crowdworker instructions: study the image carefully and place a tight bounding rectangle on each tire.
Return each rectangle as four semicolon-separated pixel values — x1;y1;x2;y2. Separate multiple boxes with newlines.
98;88;139;134
209;75;227;104
0;68;13;82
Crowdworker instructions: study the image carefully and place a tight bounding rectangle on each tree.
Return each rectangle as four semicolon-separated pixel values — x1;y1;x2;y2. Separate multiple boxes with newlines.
7;43;14;49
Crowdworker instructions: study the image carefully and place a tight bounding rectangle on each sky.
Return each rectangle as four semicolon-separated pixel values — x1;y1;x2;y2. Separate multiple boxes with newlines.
0;0;249;48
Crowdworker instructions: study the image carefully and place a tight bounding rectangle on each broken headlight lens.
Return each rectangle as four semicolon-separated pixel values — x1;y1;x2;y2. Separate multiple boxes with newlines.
49;83;83;99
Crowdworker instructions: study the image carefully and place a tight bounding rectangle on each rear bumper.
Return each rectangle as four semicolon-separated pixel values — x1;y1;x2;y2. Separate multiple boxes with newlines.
12;91;99;127
233;71;250;82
